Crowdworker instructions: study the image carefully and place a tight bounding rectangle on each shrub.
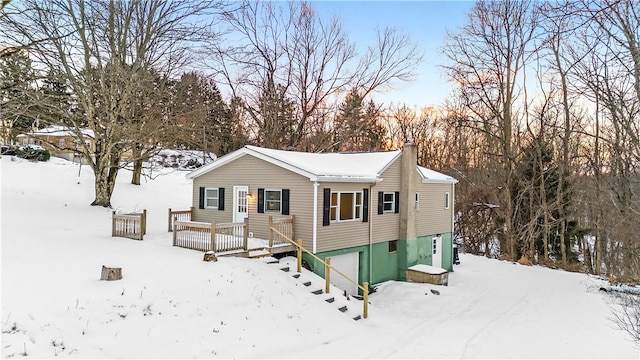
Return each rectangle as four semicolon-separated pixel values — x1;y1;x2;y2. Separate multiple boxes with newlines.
18;145;50;161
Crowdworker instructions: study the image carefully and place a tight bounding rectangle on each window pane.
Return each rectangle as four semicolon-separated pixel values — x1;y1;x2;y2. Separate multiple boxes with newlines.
356;192;362;205
206;198;218;207
266;190;281;201
331;192;338;206
265;190;281;212
205;188;218;208
384;193;394;202
330;207;337;221
340;193;354;220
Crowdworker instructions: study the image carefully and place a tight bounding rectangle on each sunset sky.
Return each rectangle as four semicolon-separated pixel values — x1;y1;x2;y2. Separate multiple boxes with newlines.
312;1;475;108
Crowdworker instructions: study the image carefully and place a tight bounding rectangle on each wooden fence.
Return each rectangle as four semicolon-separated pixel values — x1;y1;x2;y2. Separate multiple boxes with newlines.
112;210;147;240
269;215;294;247
168;207;194;232
172;218;248;253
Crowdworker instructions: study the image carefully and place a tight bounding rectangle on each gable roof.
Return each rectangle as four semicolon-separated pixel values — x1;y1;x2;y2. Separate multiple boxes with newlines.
187;145;402;183
417;166;458;184
20;125;95;139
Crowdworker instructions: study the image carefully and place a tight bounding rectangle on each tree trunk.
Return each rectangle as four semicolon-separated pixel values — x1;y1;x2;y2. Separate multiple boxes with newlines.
101;266;122;281
91;153;120;207
131;143;143;186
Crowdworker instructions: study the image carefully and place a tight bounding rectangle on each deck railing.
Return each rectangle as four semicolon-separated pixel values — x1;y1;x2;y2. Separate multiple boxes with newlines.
172;220;213;251
269;227;369;319
168;207;194;232
268;215;294;247
172;218;248;253
112;210;147;240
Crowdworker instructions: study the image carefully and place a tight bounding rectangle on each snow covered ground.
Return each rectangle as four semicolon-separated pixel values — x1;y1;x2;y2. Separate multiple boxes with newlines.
1;155;638;358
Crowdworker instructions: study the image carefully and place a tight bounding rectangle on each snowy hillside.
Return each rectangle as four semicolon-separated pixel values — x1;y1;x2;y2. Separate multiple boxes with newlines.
1;155;638;358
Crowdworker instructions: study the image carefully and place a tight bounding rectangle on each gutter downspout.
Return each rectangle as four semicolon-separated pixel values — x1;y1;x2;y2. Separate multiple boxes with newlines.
369;184;374;284
451;182;456;268
313;181;318;253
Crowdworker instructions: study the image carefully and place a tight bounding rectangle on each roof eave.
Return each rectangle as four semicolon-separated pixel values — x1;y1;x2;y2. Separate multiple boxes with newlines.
316;176;380;184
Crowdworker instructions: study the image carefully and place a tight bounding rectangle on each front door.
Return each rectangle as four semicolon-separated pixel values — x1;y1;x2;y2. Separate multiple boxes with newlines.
432;236;442;268
233;186;249;224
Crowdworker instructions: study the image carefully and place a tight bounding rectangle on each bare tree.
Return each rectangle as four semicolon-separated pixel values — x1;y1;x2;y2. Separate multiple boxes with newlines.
210;1;422;150
1;0;220;206
443;0;542;260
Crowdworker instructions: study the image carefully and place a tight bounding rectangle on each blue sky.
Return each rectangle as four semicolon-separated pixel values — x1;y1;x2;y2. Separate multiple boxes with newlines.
311;1;475;108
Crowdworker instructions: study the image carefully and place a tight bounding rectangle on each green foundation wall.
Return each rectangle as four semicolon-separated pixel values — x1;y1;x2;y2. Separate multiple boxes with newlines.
303;232;453;288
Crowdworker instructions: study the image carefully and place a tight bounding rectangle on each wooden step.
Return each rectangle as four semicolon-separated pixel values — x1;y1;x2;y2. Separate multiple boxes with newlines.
261;256;279;264
338;305;348;312
352;315;362;321
325;297;335;303
279;267;290;272
311;289;323;295
249;249;271;259
292;273;301;279
302;281;312;287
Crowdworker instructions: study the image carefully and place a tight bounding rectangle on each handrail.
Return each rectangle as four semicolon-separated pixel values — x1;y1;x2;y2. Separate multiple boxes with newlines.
270;227;369;318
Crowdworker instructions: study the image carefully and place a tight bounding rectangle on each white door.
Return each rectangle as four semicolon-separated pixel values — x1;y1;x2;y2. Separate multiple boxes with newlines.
432;236;442;268
233;186;249;224
330;252;359;295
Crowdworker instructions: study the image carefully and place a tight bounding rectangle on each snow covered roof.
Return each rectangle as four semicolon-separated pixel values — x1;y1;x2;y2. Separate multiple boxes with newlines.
187;145;402;183
417;166;458;184
23;125;95;139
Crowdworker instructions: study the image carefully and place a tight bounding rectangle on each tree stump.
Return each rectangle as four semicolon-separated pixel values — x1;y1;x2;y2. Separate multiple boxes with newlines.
203;251;218;262
101;266;122;281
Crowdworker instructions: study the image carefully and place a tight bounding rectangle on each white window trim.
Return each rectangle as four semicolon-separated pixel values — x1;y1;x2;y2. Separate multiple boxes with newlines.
264;189;282;213
445;192;450;209
415;192;420;211
330;191;363;223
382;192;395;213
205;188;219;209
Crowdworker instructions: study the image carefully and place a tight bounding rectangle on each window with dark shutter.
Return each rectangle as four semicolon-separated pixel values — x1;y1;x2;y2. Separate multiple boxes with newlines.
282;189;290;215
394;191;400;213
362;188;369;222
257;188;265;213
378;191;384;214
199;187;205;209
218;188;225;211
323;188;331;226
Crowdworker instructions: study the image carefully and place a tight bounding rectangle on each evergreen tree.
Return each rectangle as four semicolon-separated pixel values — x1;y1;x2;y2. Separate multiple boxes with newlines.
333;89;384;152
0;51;38;143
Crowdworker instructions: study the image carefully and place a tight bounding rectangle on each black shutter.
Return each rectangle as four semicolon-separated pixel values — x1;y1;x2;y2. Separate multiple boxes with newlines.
218;188;225;211
362;189;369;222
258;188;265;213
378;191;384;214
199;187;205;209
323;188;331;226
394;191;400;213
282;189;290;215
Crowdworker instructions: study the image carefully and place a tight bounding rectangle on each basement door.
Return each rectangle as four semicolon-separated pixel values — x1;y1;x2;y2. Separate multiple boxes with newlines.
432;236;443;268
330;252;359;295
233;186;249;225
